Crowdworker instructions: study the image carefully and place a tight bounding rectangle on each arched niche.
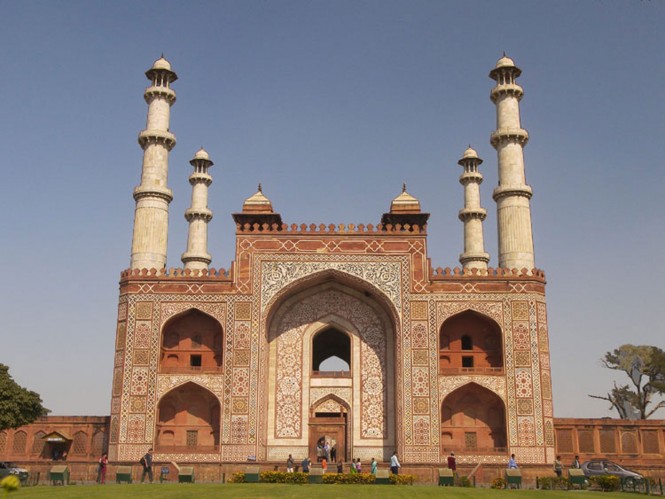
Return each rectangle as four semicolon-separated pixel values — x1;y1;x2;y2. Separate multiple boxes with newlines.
441;383;506;453
439;310;503;373
160;309;223;373
156;382;220;452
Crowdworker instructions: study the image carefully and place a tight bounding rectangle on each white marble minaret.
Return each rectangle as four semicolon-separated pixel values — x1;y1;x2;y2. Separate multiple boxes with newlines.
181;148;214;270
489;55;535;270
457;146;489;270
130;56;177;270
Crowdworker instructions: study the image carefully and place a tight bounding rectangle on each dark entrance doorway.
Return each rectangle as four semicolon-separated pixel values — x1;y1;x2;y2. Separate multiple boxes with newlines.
309;409;348;463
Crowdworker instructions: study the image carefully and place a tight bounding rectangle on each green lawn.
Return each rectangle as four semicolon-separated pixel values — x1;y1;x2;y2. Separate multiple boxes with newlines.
10;484;631;499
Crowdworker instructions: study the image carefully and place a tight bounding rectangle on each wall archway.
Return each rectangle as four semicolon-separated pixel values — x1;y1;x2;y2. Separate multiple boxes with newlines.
439;310;503;373
441;383;506;453
160;309;223;373
156;382;221;453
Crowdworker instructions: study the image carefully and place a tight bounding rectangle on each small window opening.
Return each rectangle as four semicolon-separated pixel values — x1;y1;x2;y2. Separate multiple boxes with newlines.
461;335;473;350
186;430;198;447
462;356;474;368
190;355;202;367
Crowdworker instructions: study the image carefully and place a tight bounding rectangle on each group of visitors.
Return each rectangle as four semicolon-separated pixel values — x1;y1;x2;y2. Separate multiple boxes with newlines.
553;454;581;477
286;451;402;475
315;437;337;462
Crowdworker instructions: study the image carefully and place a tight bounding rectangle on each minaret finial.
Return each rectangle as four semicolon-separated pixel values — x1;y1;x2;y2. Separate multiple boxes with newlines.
258;183;262;193
402;183;406;193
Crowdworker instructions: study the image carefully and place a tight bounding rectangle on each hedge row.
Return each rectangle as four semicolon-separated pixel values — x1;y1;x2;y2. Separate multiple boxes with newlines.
227;471;416;485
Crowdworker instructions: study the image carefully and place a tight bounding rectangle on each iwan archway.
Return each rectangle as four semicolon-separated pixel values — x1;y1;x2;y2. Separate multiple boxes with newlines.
265;276;397;462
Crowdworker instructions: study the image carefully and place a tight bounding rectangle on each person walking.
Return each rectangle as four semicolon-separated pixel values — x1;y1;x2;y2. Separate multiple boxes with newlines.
390;451;401;475
286;454;294;473
507;453;518;469
553;455;563;477
96;453;108;484
140;448;154;483
355;458;362;473
571;455;581;469
370;457;378;475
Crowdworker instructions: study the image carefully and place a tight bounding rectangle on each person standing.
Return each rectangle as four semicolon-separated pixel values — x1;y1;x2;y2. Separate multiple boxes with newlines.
330;440;337;463
447;452;457;474
390;451;401;475
96;453;108;484
301;456;311;473
140;448;154;483
349;459;358;474
371;458;378;475
508;453;518;469
355;458;362;473
553;455;563;477
286;454;294;473
571;455;581;469
336;460;344;473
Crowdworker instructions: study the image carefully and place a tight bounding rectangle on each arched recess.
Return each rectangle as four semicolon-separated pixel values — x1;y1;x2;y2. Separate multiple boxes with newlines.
441;383;507;453
265;274;397;461
160;309;223;373
156;382;221;452
439;310;503;373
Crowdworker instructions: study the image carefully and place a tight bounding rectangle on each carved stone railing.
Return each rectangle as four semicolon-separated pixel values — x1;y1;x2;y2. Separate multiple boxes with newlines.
236;222;427;234
431;266;545;280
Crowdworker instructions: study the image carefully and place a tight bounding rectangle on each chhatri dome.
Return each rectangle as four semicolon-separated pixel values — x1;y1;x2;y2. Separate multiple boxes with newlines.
390;184;422;214
242;184;275;214
462;145;479;160
193;147;210;161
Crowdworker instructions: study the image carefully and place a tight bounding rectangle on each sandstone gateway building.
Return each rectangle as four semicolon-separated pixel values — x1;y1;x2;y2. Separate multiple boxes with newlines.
111;54;553;466
1;56;663;482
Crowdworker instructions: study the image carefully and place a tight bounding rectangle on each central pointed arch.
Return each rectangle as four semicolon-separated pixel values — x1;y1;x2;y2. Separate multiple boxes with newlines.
263;273;398;462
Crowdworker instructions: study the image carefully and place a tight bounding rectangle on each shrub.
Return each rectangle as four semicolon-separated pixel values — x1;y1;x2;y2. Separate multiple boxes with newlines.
259;471;307;484
322;473;376;484
455;475;472;487
389;474;415;485
227;472;245;483
590;474;620;492
491;477;506;489
539;476;569;490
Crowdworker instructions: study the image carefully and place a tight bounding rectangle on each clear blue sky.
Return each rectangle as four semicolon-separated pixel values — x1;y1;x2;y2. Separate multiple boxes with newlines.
1;1;663;418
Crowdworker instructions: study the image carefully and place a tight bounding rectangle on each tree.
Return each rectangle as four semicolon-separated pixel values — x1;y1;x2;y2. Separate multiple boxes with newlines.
0;364;49;431
589;345;665;419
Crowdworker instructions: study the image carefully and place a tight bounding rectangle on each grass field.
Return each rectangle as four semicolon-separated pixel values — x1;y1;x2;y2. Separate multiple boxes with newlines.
9;484;630;499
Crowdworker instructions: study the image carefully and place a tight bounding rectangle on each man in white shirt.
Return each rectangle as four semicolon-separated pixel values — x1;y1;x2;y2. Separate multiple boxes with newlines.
390;451;401;475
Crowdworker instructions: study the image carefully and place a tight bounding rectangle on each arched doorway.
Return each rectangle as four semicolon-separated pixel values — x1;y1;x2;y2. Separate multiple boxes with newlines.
156;382;221;453
441;383;506;453
439;310;503;373
160;309;223;373
309;396;349;463
266;278;397;461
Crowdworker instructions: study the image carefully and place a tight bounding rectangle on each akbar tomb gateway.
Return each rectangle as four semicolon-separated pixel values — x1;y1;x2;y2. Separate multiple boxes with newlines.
2;56;663;482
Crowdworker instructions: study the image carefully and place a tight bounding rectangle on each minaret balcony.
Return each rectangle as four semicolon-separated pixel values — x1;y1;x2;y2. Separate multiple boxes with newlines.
184;208;213;222
138;129;176;150
459;171;483;185
490;127;529;148
188;172;212;185
458;208;487;222
492;184;533;202
459;252;490;266
133;185;174;203
489;83;523;102
144;85;176;104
